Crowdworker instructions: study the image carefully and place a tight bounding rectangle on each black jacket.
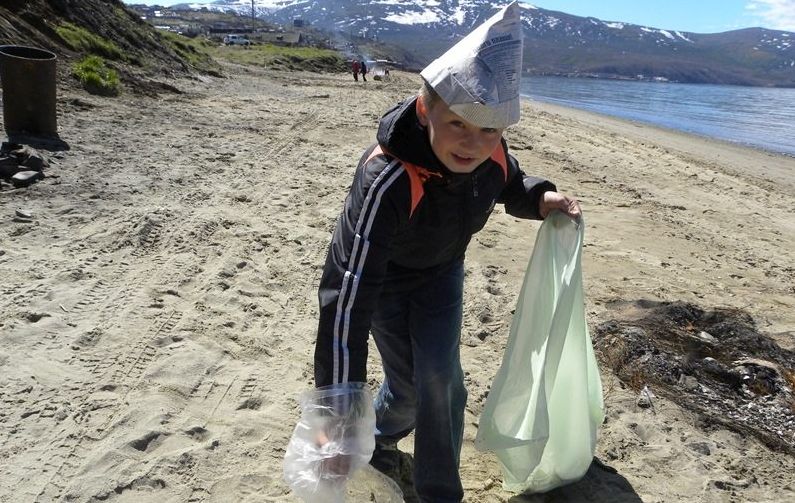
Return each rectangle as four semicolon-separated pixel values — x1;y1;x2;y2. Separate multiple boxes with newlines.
314;97;556;386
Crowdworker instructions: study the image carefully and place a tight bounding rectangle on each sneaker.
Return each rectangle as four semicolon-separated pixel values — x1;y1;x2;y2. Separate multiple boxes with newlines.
370;443;420;502
370;441;400;479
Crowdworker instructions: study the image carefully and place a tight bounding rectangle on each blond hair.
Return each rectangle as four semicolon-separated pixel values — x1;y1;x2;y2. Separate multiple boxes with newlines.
418;80;443;109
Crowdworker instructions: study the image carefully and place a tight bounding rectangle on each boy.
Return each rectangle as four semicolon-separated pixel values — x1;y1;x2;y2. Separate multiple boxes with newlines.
313;3;579;501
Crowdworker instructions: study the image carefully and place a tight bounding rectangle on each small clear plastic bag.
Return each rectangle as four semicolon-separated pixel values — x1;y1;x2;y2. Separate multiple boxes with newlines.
347;465;405;502
283;382;376;502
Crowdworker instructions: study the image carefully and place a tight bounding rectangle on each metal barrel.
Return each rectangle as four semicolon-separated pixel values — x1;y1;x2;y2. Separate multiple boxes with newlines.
0;45;58;136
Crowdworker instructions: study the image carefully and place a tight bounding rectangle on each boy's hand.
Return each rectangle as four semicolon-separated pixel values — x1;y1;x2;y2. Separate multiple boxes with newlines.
540;191;581;220
315;429;353;477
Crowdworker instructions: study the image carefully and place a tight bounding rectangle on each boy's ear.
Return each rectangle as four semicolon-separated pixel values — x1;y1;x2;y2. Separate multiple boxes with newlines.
416;95;429;127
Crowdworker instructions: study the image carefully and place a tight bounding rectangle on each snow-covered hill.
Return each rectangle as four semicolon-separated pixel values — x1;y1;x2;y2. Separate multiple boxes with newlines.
172;0;795;86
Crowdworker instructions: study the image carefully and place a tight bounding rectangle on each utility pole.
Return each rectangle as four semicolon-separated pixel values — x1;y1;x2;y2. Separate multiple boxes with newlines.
251;0;255;27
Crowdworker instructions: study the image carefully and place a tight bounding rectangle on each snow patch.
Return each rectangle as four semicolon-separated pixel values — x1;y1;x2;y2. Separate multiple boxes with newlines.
641;27;676;41
384;10;440;25
675;31;694;43
230;0;302;8
605;22;625;29
452;7;466;25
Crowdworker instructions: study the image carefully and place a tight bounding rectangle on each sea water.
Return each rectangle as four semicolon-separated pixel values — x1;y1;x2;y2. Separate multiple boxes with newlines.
520;76;795;157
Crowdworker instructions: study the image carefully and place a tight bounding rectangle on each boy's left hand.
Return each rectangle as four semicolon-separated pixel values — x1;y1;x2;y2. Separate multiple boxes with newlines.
539;191;581;220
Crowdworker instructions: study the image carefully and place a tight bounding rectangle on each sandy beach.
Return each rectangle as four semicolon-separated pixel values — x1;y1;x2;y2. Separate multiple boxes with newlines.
1;65;794;502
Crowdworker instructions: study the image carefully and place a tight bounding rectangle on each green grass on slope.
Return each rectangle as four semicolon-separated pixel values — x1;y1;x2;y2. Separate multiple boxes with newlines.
72;55;120;96
207;43;347;72
159;31;221;75
56;22;124;61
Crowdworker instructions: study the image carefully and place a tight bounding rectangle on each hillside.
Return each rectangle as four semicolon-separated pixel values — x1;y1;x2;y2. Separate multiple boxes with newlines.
0;0;220;93
128;2;423;71
0;0;359;95
198;0;795;87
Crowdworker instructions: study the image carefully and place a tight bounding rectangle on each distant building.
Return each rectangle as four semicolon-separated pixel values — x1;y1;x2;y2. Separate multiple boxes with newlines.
258;31;302;46
209;24;253;35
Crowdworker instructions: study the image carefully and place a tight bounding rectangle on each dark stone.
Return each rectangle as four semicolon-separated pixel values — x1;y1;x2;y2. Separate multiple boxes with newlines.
10;170;43;187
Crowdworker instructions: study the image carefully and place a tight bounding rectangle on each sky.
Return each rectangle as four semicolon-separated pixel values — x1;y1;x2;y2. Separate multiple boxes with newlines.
124;0;795;34
527;0;795;33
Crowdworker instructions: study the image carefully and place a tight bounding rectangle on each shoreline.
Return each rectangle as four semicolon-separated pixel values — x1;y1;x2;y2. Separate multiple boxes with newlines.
519;94;795;191
526;95;795;158
517;85;795;160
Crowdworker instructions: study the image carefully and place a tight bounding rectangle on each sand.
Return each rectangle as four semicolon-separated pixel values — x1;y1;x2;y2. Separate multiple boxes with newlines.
1;65;793;502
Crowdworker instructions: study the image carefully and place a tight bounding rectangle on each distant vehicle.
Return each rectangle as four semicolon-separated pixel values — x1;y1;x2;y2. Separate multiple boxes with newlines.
224;34;251;46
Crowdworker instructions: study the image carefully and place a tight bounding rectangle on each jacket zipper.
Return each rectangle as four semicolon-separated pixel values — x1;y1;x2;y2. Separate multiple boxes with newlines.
472;172;479;198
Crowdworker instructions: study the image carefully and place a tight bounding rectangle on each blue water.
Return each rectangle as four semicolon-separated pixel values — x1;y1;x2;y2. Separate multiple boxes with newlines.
519;76;795;157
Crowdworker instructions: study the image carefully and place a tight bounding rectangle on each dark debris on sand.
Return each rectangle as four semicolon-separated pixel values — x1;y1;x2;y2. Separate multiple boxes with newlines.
594;300;795;455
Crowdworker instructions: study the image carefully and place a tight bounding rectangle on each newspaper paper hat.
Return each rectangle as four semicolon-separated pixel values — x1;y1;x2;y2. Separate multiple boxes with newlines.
421;2;523;129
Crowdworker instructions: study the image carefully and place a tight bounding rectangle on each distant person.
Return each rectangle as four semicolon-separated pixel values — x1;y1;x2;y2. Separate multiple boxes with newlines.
360;60;367;82
352;60;360;82
293;2;581;501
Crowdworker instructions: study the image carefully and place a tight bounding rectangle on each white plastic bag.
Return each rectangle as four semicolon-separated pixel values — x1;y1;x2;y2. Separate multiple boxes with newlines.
283;382;376;502
475;211;604;493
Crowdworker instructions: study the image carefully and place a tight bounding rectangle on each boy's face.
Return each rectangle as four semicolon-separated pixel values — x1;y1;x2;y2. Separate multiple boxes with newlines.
416;96;504;174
